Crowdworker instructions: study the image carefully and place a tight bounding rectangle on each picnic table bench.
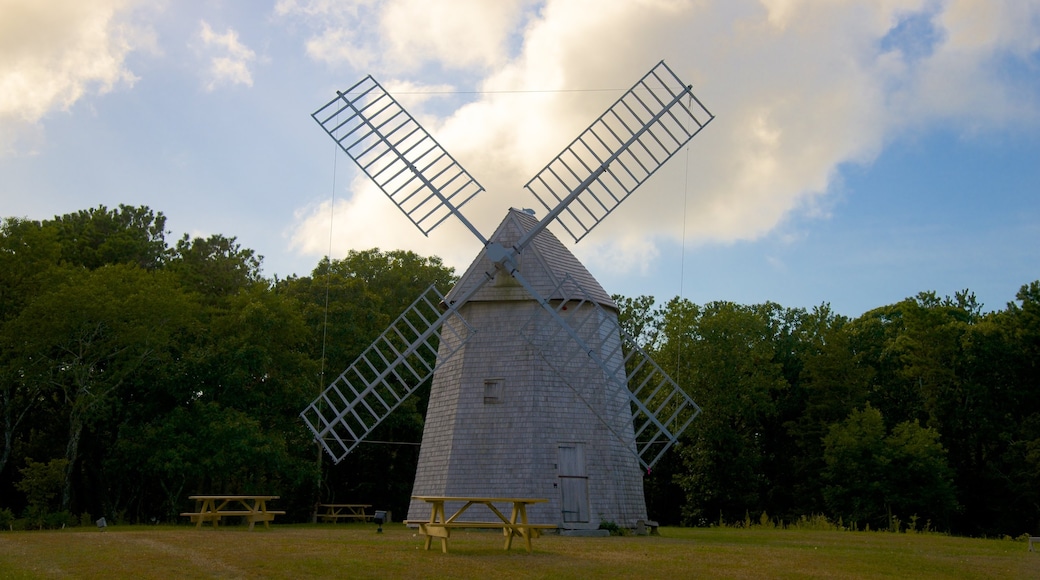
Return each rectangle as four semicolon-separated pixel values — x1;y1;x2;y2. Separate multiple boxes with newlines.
405;496;556;553
180;495;284;530
316;503;372;523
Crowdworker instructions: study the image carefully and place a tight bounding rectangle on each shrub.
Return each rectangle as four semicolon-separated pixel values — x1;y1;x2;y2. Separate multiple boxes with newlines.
759;511;776;529
790;514;842;532
15;458;68;510
44;511;73;530
22;506;74;530
0;508;14;531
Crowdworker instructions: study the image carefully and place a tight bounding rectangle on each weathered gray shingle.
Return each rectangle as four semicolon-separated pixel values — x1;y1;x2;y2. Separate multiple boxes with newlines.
408;209;646;530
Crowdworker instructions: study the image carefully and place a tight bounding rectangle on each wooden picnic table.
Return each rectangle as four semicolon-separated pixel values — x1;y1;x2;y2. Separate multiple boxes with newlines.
405;496;555;553
180;495;284;530
316;503;372;522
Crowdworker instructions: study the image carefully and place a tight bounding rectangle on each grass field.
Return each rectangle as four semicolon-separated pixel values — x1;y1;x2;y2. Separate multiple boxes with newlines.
1;523;1037;579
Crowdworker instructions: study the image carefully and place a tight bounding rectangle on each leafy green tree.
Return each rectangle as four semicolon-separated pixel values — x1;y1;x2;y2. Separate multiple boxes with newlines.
782;305;873;515
665;300;789;524
15;458;68;512
821;405;888;528
0;218;65;478
168;233;263;298
283;249;457;373
614;294;663;349
15;457;69;529
142;238;319;518
2;265;195;510
0;217;62;322
185;284;317;431
884;419;958;528
846;302;921;427
822;405;957;530
106;401;317;521
879;291;1027;534
993;281;1040;534
49;205;168;270
279;249;456;516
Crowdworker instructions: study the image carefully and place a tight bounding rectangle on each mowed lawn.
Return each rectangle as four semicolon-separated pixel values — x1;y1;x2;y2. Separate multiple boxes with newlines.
1;524;1037;579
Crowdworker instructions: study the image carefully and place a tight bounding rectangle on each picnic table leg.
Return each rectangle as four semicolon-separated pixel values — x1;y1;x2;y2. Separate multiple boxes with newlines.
255;499;268;530
423;502;438;551
435;502;448;553
504;503;518;550
215;499;231;528
248;499;272;531
501;502;533;552
261;500;273;529
520;504;533;553
197;499;213;529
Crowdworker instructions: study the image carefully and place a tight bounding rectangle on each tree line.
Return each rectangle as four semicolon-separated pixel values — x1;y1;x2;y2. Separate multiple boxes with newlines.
1;204;1037;536
625;284;1040;536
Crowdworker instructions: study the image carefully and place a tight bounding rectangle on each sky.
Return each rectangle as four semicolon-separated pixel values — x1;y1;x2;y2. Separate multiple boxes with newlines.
1;0;1038;318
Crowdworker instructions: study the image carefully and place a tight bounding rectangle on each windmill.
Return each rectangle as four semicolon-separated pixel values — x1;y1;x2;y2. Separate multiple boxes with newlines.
302;61;713;529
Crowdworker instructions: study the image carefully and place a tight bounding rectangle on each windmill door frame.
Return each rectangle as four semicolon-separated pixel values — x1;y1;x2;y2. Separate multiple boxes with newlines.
558;443;590;523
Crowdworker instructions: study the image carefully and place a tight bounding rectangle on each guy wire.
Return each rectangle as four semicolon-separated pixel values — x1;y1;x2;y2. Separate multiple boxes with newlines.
321;141;337;388
676;93;694;379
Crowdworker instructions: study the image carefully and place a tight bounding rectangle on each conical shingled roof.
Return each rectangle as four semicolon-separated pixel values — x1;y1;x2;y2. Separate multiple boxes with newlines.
444;208;616;310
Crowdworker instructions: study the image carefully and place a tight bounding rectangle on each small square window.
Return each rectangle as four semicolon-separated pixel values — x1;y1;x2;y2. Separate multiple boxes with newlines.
483;379;503;404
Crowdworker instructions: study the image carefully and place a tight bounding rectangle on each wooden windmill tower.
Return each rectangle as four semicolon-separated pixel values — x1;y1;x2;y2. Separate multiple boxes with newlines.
302;61;713;529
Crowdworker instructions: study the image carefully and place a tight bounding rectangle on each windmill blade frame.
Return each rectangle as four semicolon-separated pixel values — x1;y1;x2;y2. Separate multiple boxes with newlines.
312;76;488;242
517;272;702;470
523;60;714;245
301;284;474;462
303;60;711;470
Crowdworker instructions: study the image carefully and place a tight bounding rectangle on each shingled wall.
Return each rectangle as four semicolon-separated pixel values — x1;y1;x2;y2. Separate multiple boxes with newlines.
407;209;647;528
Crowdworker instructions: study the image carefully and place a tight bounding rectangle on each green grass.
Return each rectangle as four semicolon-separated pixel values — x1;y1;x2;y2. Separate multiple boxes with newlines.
0;524;1037;579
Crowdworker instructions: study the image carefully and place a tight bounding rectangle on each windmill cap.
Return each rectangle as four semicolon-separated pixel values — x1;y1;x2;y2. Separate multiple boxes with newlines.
444;208;616;309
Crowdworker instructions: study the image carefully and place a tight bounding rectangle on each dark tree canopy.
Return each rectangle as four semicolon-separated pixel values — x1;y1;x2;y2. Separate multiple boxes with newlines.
168;233;264;298
1;204;1038;538
620;286;1040;536
50;205;168;270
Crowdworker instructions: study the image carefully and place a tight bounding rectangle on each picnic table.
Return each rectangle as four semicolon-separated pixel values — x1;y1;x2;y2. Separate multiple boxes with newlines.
316;503;372;523
405;496;556;553
180;495;284;530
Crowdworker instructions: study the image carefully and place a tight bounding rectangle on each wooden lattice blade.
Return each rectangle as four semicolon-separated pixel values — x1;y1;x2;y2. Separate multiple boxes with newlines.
524;60;714;244
516;273;701;471
301;285;473;462
312;76;485;237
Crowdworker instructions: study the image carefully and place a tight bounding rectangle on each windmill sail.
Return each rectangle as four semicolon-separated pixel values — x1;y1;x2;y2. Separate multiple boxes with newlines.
312;76;486;239
519;273;701;471
305;60;711;501
524;60;714;244
301;285;474;462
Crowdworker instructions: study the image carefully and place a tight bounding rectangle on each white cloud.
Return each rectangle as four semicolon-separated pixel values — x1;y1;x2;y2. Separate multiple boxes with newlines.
286;0;1040;281
276;0;532;73
379;0;530;70
198;21;256;91
0;0;150;154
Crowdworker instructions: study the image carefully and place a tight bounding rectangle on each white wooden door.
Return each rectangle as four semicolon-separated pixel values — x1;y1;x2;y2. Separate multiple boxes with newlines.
558;444;589;523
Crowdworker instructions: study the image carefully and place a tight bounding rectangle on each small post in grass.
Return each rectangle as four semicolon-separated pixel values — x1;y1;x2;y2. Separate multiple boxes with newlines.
374;510;386;534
